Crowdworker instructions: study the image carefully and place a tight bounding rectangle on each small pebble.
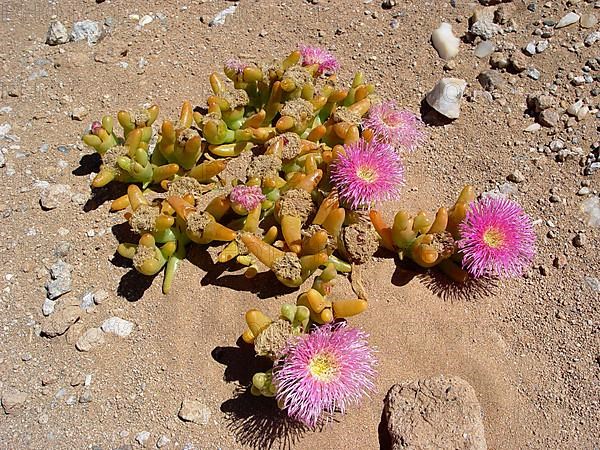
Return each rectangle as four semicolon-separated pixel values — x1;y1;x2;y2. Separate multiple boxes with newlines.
577;187;591;196
136;431;150;446
157;435;170;448
580;14;597;29
573;233;586;247
507;169;526;183
553;255;567;269
526;68;541;80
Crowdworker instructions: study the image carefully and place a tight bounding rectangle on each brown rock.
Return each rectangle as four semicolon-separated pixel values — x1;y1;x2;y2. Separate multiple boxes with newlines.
384;375;487;450
75;328;105;352
528;94;555;113
477;70;504;91
65;321;85;345
509;53;527;72
2;389;28;414
41;298;81;338
538;109;559;128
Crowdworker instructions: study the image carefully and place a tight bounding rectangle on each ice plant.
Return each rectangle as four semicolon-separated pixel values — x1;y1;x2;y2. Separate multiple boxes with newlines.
223;58;249;76
298;44;339;75
272;322;376;428
229;184;265;214
362;101;424;152
458;197;536;278
330;139;404;209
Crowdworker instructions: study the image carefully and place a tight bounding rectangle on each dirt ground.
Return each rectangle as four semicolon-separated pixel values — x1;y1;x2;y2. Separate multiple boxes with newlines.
0;0;598;449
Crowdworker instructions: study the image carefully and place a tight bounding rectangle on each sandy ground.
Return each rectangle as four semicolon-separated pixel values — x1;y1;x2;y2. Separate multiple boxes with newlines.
0;0;598;449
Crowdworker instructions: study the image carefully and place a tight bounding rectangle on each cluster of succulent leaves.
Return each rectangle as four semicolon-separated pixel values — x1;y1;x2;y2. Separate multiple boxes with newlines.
82;47;533;428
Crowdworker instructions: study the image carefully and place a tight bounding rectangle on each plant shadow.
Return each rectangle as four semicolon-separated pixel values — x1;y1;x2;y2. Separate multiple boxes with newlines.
187;245;297;300
390;257;497;302
418;267;498;302
212;340;309;449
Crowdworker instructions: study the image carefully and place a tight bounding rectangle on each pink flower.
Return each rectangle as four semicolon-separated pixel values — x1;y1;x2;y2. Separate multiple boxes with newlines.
224;58;249;76
90;121;103;135
362;102;425;152
330;139;405;209
273;323;376;428
298;44;339;75
458;197;536;278
229;185;265;212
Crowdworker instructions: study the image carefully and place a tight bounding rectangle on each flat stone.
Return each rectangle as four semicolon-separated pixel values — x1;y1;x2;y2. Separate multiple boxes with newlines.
75;328;105;352
178;399;211;425
101;317;134;337
524;123;541;132
555;12;580;29
474;41;495;59
1;388;27;414
384;375;487;450
40;184;72;210
41;298;80;338
580;14;598;29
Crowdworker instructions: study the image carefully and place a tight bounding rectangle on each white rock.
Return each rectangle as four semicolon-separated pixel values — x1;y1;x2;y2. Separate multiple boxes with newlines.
584;31;600;46
42;299;55;316
40;184;72;210
567;99;583;116
101;317;134;337
425;78;467;119
138;15;154;27
209;5;237;26
536;40;549;53
0;123;11;138
555;12;580;29
576;106;589;121
581;196;600;227
0;150;5;168
524;123;541;132
523;42;537;56
474;41;495;58
431;23;460;60
136;431;151;446
71;20;102;45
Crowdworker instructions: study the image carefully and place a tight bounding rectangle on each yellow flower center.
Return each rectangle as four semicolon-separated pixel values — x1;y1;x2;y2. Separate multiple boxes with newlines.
356;166;377;183
482;227;504;248
308;353;338;382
